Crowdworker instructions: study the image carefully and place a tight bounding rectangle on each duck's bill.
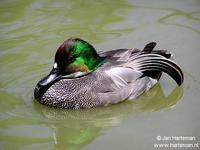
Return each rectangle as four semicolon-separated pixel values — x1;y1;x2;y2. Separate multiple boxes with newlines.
133;54;184;85
34;64;61;99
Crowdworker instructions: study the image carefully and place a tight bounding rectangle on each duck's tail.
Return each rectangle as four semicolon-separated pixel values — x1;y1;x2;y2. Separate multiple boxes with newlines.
129;42;184;85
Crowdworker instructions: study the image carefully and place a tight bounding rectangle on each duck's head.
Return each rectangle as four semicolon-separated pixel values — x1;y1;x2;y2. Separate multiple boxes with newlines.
34;38;104;99
54;38;104;76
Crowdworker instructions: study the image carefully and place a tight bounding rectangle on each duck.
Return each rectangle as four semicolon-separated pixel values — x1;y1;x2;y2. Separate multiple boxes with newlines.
34;38;184;109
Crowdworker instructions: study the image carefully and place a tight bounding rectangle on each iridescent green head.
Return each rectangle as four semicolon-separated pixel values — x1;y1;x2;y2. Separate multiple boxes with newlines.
54;38;105;76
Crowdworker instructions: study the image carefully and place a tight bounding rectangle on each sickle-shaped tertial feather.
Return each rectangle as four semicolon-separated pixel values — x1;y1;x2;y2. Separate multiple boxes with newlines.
129;53;184;85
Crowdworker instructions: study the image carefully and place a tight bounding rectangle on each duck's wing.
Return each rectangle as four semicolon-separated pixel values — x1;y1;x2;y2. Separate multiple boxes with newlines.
96;77;156;105
100;42;183;85
94;67;156;105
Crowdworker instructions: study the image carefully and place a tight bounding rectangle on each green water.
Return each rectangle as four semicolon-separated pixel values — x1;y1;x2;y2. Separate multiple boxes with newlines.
0;0;200;150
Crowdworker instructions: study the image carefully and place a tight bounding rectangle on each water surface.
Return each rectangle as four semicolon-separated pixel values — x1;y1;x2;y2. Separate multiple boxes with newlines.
0;0;200;150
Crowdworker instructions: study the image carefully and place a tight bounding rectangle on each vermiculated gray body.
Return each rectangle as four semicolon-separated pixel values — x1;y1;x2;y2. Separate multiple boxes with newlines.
40;69;155;109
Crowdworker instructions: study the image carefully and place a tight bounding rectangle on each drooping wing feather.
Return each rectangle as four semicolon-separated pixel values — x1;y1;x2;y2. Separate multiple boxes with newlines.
124;53;184;85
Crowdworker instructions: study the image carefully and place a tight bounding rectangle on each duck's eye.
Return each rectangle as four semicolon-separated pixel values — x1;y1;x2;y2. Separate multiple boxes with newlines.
67;56;75;63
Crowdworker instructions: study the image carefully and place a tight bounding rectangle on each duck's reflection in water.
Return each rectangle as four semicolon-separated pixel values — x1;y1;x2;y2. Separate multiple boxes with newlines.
34;84;183;150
